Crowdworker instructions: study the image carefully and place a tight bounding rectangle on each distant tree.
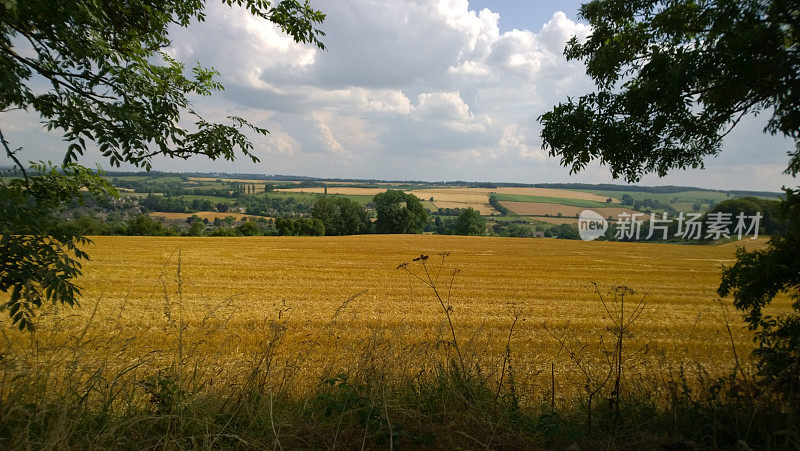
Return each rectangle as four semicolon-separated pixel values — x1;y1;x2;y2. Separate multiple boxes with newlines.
187;217;205;236
692;203;701;212
373;190;428;234
126;214;168;236
296;218;325;236
275;217;325;236
621;194;634;206
488;194;510;215
236;219;260;236
264;183;275;192
311;196;371;235
546;223;580;240
605;197;613;203
455;208;486;236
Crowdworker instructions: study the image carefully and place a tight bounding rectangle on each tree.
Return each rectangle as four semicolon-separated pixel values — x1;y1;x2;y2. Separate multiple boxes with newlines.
539;0;800;181
275;217;325;236
719;188;800;403
545;223;580;240
126;213;169;236
236;219;261;236
620;194;634;206
0;1;325;330
373;190;428;234
0;164;115;330
187;215;205;236
538;0;799;398
707;196;783;236
311;196;371;236
455;207;486;236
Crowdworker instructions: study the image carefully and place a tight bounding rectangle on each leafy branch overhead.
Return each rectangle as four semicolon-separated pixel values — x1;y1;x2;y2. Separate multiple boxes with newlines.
0;0;326;330
538;0;800;183
0;0;326;170
0;163;117;331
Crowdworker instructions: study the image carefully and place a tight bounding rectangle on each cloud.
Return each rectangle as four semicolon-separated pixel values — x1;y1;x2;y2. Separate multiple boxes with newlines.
1;0;795;191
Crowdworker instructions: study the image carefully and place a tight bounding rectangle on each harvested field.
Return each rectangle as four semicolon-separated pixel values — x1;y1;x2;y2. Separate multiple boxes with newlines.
494;187;615;202
430;200;498;215
4;235;786;400
501;201;641;218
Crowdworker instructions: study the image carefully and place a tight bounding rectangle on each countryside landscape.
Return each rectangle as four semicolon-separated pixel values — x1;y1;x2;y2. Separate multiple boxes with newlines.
2;0;799;450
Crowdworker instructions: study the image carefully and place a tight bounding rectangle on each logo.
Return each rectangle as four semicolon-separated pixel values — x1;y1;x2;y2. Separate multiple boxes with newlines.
578;210;608;241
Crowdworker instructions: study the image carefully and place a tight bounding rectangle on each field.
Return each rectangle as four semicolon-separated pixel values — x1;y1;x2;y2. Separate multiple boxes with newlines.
500;201;641;219
4;236;784;396
2;235;792;447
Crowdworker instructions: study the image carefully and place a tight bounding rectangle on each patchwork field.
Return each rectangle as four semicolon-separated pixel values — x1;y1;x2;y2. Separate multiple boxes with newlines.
501;201;642;218
4;235;784;399
431;200;498;215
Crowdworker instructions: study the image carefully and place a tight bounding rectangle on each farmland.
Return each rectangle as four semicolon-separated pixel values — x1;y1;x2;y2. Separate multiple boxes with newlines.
90;172;787;240
3;235;782;398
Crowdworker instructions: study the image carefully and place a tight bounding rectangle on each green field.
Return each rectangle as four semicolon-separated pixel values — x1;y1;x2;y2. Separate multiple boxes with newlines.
577;189;742;204
492;193;615;208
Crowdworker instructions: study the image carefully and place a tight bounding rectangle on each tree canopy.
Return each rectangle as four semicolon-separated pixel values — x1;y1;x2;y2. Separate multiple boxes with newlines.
539;0;800;182
373;190;428;234
311;196;372;236
455;207;486;236
539;0;799;401
0;0;326;330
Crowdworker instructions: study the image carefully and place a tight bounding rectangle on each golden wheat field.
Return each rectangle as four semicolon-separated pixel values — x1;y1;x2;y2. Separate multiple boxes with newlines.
2;235;787;399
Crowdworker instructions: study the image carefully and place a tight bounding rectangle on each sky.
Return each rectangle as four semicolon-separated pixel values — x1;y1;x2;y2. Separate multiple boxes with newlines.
1;0;797;191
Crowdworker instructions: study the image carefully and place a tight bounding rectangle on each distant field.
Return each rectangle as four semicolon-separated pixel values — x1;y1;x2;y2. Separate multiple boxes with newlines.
493;193;614;208
577;189;735;206
278;187;387;196
410;188;489;203
431;200;498;215
495;187;615;202
190;177;300;184
521;215;579;225
6;235;789;399
501;201;641;219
